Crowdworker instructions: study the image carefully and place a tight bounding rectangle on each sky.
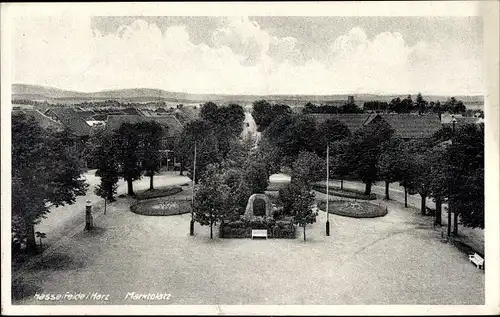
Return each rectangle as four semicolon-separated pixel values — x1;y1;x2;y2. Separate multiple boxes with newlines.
12;16;483;95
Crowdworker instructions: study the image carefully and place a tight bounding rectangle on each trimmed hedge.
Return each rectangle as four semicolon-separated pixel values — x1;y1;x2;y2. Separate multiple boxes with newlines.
312;184;377;200
317;200;387;218
220;217;296;239
135;186;182;200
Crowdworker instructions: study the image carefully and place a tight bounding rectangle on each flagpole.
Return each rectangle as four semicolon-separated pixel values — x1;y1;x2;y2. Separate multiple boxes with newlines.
326;143;330;236
190;141;197;236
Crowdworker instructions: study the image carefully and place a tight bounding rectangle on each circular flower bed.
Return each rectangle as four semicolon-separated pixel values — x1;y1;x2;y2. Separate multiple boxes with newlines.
131;198;191;216
317;200;387;218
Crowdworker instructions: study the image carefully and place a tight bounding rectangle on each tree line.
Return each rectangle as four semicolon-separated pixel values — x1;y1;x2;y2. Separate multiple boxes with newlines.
253;103;484;234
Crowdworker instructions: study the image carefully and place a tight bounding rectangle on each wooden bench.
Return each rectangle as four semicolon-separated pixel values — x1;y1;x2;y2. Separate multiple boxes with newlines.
468;253;484;269
251;229;268;240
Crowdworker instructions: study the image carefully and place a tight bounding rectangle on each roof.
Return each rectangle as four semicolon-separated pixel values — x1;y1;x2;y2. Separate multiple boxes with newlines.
45;108;91;137
75;110;95;121
308;114;371;132
442;116;480;127
106;115;183;137
367;114;442;139
13;109;64;131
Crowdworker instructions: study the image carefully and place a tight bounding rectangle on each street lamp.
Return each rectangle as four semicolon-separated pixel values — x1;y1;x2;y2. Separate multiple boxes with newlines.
190;142;197;236
85;200;93;231
447;115;457;237
326;143;330;236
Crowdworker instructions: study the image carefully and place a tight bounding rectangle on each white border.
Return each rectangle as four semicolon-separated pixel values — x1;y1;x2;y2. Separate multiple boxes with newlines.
1;1;499;315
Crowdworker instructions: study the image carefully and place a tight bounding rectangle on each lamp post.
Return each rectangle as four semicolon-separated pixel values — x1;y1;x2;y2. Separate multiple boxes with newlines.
190;142;197;236
447;116;457;237
85;200;93;231
326;143;330;236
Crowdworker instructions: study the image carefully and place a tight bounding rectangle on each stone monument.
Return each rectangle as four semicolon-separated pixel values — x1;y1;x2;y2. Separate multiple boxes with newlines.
244;193;273;218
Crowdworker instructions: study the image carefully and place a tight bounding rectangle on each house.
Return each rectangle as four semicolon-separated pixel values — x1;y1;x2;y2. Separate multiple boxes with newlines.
365;113;442;139
44;108;92;139
12;109;64;131
310;113;442;139
309;114;371;132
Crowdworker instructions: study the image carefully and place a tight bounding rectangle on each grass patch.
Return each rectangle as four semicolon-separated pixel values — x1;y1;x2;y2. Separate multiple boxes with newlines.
317;200;387;218
135;186;182;200
131;198;191;216
312;184;377;200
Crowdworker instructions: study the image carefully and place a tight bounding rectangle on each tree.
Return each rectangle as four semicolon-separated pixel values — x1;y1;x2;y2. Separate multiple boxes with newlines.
113;123;143;196
200;101;219;123
447;124;484;229
291;151;326;187
252;138;283;176
178;120;221;184
265;114;319;167
315;119;351;157
427;146;449;226
12;114;87;253
416;93;428;115
342;121;394;194
92;128;120;202
193;164;230;239
244;161;269;194
377;136;406;200
137;121;164;190
279;183;317;241
252;100;291;132
407;140;434;215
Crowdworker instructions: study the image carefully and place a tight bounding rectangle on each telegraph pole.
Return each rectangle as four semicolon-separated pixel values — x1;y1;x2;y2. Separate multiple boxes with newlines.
190;142;197;236
326;143;330;236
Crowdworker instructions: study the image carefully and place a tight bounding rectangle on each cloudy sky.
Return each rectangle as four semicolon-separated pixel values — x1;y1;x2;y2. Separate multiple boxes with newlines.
13;16;483;95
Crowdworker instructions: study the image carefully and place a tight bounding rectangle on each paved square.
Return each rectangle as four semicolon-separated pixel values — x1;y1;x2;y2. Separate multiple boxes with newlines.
13;192;484;305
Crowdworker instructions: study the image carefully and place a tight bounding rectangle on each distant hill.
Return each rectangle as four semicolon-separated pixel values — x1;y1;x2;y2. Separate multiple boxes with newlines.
12;84;484;105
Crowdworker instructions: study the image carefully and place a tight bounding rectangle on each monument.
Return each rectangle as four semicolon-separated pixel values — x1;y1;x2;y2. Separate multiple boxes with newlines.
244;193;273;218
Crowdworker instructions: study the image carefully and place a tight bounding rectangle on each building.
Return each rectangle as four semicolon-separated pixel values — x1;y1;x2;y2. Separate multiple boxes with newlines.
310;113;442;139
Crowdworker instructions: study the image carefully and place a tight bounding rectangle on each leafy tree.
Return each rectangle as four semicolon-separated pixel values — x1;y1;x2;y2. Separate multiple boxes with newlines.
265;114;319;167
220;166;251;218
377;136;406;200
252;100;291;132
137;121;164;190
406;140;434;215
279;183;316;241
200;101;219;123
178;120;221;184
12;114;87;253
193;164;230;239
316;119;351;157
291;151;326;187
416;93;428;115
302;102;318;114
427;145;449;225
93;128;120;202
329;139;353;190
252;138;283;176
447;124;484;229
113;123;143;196
244;161;269;194
342;121;394;194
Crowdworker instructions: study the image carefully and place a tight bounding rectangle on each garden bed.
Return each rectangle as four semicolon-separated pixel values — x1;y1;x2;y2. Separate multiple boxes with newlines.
131;198;191;216
317;200;387;218
135;186;182;200
312;184;377;200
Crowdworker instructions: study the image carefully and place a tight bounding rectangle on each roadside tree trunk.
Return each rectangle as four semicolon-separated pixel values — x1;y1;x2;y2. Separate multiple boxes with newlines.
340;179;344;190
435;198;442;226
26;224;37;254
420;194;426;215
385;181;390;200
303;225;306;241
179;161;184;176
404;186;408;208
127;178;134;196
453;210;459;236
210;220;213;239
149;175;154;190
447;204;452;236
364;182;372;195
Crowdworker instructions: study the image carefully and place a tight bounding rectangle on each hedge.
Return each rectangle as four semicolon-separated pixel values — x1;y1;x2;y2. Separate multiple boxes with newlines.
317;200;387;218
312;184;377;200
135;186;183;200
220;217;296;239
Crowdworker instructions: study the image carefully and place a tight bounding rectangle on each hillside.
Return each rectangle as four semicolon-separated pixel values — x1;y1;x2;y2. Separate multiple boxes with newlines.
12;84;484;105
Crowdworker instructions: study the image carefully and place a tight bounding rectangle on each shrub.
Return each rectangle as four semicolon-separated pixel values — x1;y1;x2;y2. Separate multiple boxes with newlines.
131;198;191;216
220;217;296;239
